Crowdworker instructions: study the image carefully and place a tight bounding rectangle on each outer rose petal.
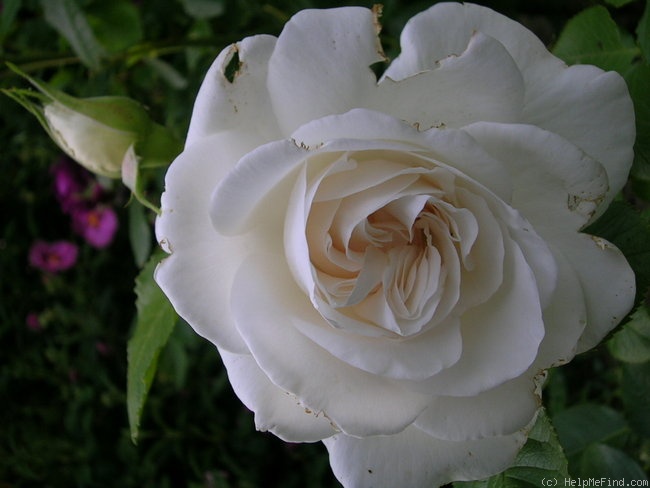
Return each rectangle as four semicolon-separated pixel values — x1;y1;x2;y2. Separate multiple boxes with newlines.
155;132;266;354
551;232;635;353
523;66;635;209
324;424;527;488
220;350;337;442
533;247;588;368
267;7;383;134
384;2;555;82
375;31;525;128
186;35;282;146
414;374;541;441
385;2;634;208
463;122;609;233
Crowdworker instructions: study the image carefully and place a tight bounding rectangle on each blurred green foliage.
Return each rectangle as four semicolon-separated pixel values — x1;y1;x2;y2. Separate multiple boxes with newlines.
1;0;649;486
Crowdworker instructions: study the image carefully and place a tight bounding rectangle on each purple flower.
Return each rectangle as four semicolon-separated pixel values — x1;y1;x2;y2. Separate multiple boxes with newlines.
51;158;103;214
72;206;118;249
28;240;79;273
26;312;43;332
95;341;112;356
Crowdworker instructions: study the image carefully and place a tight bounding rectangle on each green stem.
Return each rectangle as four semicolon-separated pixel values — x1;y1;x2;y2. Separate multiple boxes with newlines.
0;35;258;79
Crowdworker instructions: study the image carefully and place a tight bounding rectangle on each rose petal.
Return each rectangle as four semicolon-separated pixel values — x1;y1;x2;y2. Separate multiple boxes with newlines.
267;7;383;134
230;253;432;437
551;232;635;353
464;122;609;233
417;230;545;396
414;374;541;441
292;109;513;202
220;350;337;442
383;3;553;83
186;35;282;146
383;1;633;211
156;132;262;354
209;139;308;235
450;188;505;313
375;31;525;128
533;246;588;368
523;66;635;211
324;424;527;488
293;313;462;381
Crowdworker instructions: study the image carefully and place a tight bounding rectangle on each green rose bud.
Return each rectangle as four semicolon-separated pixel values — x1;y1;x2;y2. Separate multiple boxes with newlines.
41;97;145;178
4;63;180;180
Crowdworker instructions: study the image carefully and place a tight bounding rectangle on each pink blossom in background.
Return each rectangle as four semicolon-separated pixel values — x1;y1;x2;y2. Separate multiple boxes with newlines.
95;341;112;356
28;240;78;273
51;158;103;214
25;313;43;332
72;206;118;249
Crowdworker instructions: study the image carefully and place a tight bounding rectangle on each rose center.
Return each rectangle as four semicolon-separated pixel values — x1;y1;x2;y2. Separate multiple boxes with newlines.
311;192;462;337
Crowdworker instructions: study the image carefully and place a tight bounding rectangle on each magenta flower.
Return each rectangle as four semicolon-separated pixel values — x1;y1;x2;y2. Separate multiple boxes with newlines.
28;240;79;273
51;158;103;214
26;312;43;332
72;206;118;249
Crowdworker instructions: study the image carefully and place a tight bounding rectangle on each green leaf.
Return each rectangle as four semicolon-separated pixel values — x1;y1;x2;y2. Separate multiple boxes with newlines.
625;64;650;199
575;444;648;480
608;306;650;363
157;325;191;391
604;0;637;6
584;201;650;304
0;0;21;40
143;57;188;89
552;404;627;457
552;6;639;74
179;0;225;19
628;305;650;339
40;0;106;70
638;0;650;62
127;252;177;443
86;0;143;53
456;410;568;488
621;361;650;437
128;200;153;268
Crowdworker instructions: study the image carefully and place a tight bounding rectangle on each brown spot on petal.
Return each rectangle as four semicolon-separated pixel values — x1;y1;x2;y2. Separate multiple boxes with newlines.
223;45;242;83
372;5;383;34
591;235;610;250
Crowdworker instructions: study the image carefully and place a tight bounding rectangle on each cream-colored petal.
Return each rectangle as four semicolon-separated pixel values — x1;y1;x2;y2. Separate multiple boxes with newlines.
550;232;635;353
230;253;432;437
375;31;524;129
414;374;540;441
464;122;609;234
324;423;527;488
416;231;545;396
220;350;337;442
155;131;262;354
186;35;282;146
267;7;383;134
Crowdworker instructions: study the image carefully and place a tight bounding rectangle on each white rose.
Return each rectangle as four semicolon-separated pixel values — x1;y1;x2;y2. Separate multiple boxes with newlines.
155;3;636;487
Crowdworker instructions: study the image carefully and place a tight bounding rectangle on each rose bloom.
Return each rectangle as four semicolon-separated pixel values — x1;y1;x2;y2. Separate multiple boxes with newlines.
155;4;635;487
